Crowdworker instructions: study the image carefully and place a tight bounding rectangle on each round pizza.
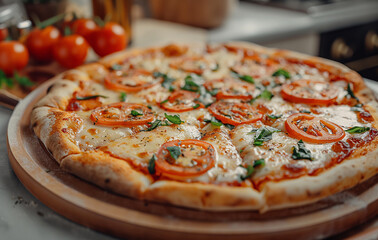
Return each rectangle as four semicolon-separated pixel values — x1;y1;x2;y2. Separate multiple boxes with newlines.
31;42;378;212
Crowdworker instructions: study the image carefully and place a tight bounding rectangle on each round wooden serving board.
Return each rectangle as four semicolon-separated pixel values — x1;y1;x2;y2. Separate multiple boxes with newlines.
7;79;378;240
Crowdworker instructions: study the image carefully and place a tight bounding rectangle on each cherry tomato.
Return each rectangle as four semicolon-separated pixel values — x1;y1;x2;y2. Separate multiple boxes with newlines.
0;28;8;41
88;22;127;57
160;90;204;112
0;41;29;75
90;102;154;127
25;26;61;62
204;78;255;100
155;140;216;179
53;35;89;68
104;69;162;93
208;101;262;126
71;18;98;41
285;113;345;144
281;79;339;106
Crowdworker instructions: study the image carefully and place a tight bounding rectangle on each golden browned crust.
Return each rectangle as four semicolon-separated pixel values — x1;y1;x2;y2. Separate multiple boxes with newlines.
31;41;378;212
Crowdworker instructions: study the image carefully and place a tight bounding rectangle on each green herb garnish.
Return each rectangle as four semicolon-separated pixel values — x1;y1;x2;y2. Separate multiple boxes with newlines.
153;72;176;89
267;114;282;119
345;126;370;134
299;109;311;114
167;146;181;160
0;70;13;88
351;104;363;112
249;126;281;146
160;99;169;104
231;70;254;84
165;113;184;124
144;120;162;131
204;117;223;127
13;72;34;87
131;110;143;116
76;95;108;100
272;68;291;79
292;140;312;160
181;75;201;92
120;92;127;102
346;83;359;102
211;63;220;72
193;103;201;109
148;154;156;174
240;159;265;181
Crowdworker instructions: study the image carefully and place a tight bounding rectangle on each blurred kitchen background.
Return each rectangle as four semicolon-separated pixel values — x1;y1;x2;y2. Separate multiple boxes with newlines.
1;0;378;80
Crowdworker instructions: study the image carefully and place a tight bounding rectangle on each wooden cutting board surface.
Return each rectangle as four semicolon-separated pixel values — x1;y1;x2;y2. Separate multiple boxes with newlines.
7;79;378;239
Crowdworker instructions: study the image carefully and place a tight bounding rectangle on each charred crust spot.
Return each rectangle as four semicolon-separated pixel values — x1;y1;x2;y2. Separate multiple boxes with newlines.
104;178;110;183
32;122;37;128
46;84;53;94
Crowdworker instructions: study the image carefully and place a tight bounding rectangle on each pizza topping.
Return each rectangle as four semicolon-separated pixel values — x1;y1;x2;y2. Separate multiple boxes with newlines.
204;116;223;127
160;90;204;112
148;154;157;174
203;78;255;100
105;69;163;93
272;68;291;79
111;64;123;71
165;113;184;125
76;95;108;100
285;113;345;143
267;114;282;119
155;140;216;178
292;140;312;160
209;101;262;126
240;159;265;181
153;72;176;90
251;89;274;103
350;104;363;112
281;80;339;105
345;126;370;134
161;43;188;57
231;70;255;84
249;126;281;146
120;92;127;102
169;56;216;75
90;102;154;127
345;83;360;102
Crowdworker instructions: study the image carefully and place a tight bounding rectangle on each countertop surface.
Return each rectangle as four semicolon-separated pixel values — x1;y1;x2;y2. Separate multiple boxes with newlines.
209;1;378;43
0;79;377;239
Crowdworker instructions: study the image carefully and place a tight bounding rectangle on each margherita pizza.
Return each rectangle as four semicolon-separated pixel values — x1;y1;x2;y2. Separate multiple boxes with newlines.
31;42;378;212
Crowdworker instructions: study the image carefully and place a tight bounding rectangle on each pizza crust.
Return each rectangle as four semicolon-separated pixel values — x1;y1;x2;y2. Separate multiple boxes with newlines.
31;41;378;212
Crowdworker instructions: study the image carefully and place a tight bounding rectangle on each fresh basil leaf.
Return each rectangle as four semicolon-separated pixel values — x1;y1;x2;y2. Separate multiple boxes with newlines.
240;159;265;181
0;70;13;88
111;64;123;71
267;114;282;119
253;159;265;167
224;124;235;130
13;72;34;87
120;92;127;102
154;72;176;89
231;70;254;84
346;83;359;102
76;95;108;100
160;99;169;104
193;103;201;109
165;113;184;124
351;104;363;112
250;126;281;146
292;140;312;160
148;154;156;174
345;126;370;134
260;89;274;100
240;164;254;181
181;75;201;92
131;110;143;116
272;68;291;79
299;109;311;114
204;117;223;127
167;146;181;160
144;120;162;131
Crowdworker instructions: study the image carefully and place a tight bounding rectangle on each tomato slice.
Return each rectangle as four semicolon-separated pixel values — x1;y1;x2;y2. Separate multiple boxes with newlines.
90;102;154;127
285;113;345;143
160;90;204;112
104;69;162;92
169;56;217;75
66;92;103;111
208;101;263;126
204;78;255;100
155;139;216;178
281;79;339;105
